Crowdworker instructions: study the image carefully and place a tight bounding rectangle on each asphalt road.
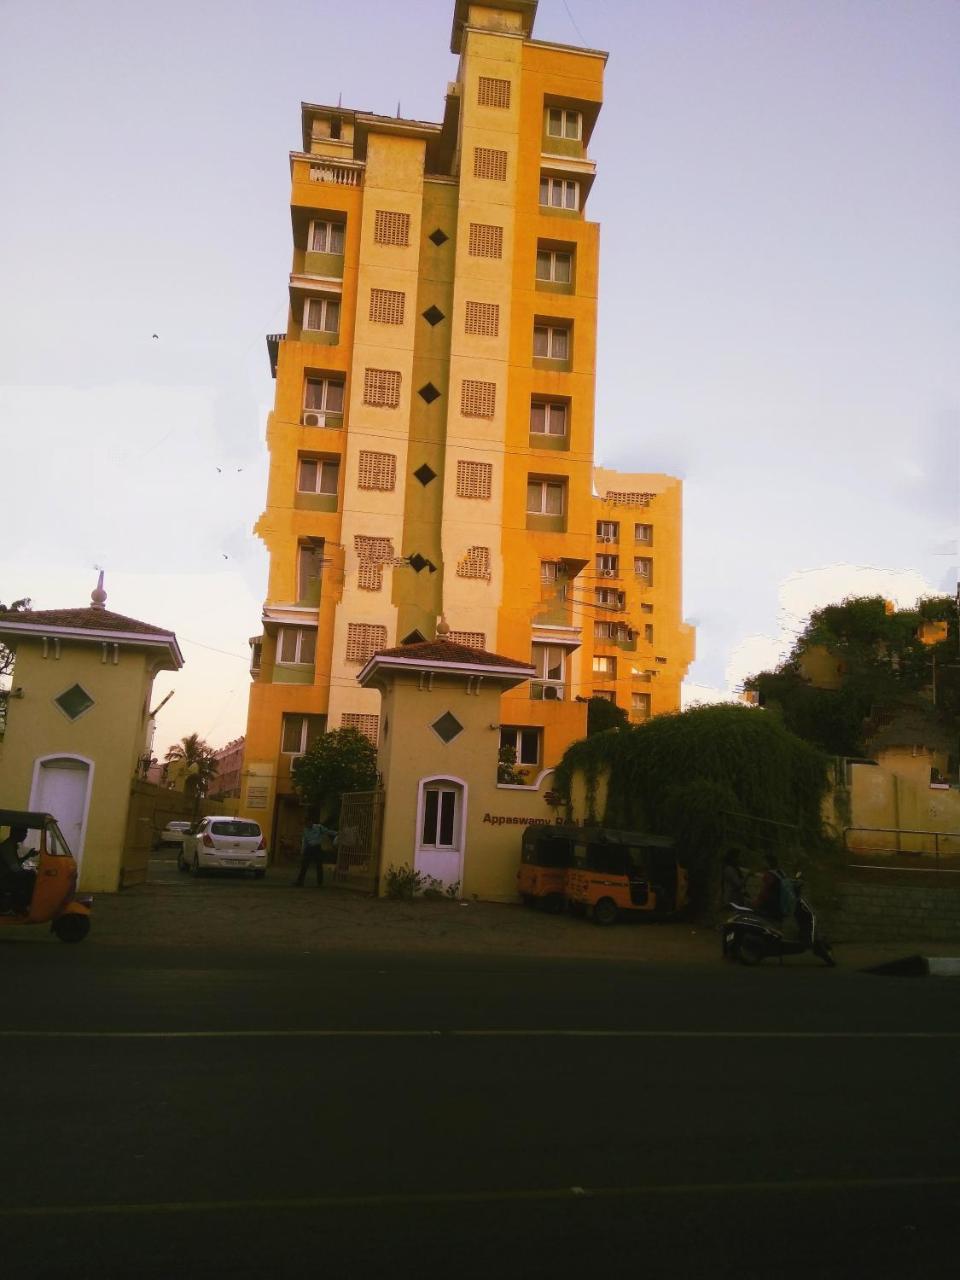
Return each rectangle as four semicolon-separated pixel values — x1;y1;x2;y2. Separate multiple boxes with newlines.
3;886;959;1278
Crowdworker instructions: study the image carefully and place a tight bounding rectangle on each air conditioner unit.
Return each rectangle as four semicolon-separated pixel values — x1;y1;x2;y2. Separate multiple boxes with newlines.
543;684;561;700
302;411;323;427
601;569;616;578
600;535;614;544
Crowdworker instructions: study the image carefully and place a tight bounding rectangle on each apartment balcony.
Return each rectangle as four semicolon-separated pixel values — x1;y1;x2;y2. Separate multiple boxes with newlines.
290;153;365;211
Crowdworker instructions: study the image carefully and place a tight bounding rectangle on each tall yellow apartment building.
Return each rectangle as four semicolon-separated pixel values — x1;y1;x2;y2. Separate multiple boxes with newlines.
241;0;694;850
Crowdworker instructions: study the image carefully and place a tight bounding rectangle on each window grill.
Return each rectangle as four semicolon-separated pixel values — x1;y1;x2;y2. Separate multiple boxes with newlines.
448;631;485;650
369;287;405;326
473;147;508;181
460;379;496;419
457;546;491;580
357;562;382;592
478;76;511;109
464;301;500;337
374;210;410;246
362;368;401;408
456;460;493;500
604;490;654;507
345;623;388;665
341;712;380;744
354;535;394;562
357;450;397;491
468;223;503;258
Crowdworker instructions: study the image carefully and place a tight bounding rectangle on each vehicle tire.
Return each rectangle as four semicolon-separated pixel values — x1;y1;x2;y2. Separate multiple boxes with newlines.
192;854;204;878
593;896;618;927
814;941;837;967
520;893;536;908
52;914;90;944
542;892;566;915
735;935;766;966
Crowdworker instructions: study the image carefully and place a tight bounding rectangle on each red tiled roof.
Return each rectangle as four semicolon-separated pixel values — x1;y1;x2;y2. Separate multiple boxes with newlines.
0;607;175;638
373;639;533;670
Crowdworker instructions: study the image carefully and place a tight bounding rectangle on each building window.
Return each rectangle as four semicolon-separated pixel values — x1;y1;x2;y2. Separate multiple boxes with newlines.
369;287;405;325
593;690;616;703
635;556;654;585
297;541;325;601
473;146;508;181
345;622;388;665
277;627;316;666
595;588;624;608
635;523;653;544
632;692;652;719
341;712;380;744
460;379;497;418
546;107;582;140
596;554;619;577
539;176;579;210
478;76;511;109
468;222;503;258
420;783;461;849
374;210;410;246
526;478;565;516
499;726;541;768
464;300;500;337
593;655;616;677
531;643;565;700
303;377;344;425
362;368;401;408
533;323;569;360
641;603;654;614
308;219;345;254
297;456;339;495
357;450;397;491
456;460;493;500
281;713;325;755
644;624;654;644
456;546;491;580
595;621;631;643
536;247;572;283
541;560;561;584
530;399;567;436
304;296;340;333
448;630;485;649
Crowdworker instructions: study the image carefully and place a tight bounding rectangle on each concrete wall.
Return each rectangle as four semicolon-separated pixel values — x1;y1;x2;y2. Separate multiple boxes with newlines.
829;879;960;943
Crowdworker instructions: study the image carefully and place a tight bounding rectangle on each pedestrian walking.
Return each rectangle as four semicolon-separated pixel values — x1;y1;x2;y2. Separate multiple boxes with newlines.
294;817;336;887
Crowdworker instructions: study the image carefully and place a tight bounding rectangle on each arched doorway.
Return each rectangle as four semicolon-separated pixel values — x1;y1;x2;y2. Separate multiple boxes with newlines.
415;776;466;891
29;756;93;867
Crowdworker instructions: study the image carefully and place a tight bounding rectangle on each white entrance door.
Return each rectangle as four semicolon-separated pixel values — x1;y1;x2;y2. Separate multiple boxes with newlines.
31;758;91;866
415;781;464;889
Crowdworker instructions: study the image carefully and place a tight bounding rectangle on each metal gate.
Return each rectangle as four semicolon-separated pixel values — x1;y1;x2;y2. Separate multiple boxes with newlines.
334;789;385;893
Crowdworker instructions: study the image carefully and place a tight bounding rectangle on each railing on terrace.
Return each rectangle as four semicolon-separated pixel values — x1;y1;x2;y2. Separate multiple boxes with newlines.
309;159;364;187
843;826;960;874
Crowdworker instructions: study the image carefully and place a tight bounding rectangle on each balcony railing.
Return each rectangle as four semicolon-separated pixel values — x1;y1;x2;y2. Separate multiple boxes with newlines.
309;159;364;187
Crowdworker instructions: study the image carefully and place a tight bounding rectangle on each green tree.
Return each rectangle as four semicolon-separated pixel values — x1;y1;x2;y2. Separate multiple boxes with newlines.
0;597;31;682
585;695;629;736
164;733;219;797
291;727;378;822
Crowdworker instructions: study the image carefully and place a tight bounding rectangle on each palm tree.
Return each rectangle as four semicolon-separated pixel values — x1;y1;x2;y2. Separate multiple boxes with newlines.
164;733;219;798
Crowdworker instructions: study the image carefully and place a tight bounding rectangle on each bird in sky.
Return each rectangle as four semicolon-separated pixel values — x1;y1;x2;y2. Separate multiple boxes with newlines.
216;467;222;473
152;334;159;340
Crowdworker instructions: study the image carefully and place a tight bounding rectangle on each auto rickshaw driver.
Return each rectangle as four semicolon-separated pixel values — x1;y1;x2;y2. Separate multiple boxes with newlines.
0;823;36;913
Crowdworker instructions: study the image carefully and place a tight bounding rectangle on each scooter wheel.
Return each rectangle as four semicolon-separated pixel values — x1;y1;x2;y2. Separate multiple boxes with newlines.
735;935;765;966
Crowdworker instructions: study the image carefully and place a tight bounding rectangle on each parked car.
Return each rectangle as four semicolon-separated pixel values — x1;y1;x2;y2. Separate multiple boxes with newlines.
180;817;267;878
155;820;193;852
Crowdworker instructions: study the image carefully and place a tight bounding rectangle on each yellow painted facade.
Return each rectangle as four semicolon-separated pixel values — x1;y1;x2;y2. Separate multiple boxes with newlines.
241;0;695;844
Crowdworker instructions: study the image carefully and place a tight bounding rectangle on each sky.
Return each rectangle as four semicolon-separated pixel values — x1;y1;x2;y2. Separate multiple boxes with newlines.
1;0;957;754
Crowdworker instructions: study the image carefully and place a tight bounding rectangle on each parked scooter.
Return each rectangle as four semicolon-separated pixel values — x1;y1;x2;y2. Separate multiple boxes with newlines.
722;872;835;967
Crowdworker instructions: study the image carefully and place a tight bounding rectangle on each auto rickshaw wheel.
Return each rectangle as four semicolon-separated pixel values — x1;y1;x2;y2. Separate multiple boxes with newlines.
52;914;90;944
592;896;618;927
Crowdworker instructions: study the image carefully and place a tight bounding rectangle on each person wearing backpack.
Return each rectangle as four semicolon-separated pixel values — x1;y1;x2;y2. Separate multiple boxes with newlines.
753;853;786;921
294;814;336;887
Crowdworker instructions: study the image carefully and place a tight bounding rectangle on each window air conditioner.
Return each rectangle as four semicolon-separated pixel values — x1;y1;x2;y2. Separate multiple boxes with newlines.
303;411;323;427
602;569;615;578
600;535;613;544
543;684;561;700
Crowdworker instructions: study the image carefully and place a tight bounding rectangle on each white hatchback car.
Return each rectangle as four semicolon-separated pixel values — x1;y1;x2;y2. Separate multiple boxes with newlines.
180;817;268;878
156;820;192;852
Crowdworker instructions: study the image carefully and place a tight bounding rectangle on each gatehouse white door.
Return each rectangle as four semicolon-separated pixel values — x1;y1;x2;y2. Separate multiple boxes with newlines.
415;778;465;890
30;757;92;867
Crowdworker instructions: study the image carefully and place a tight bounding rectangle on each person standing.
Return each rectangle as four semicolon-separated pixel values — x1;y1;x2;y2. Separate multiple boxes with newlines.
294;817;336;887
753;852;784;921
0;824;36;912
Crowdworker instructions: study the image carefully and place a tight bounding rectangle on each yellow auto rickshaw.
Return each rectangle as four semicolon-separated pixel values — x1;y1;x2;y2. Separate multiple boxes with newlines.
0;809;93;942
517;826;576;912
565;827;687;925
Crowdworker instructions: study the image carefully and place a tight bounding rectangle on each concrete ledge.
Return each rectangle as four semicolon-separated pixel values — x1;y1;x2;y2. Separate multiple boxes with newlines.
866;955;960;978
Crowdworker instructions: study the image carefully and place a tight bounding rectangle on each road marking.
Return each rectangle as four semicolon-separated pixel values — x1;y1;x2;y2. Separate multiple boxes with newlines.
1;1029;959;1040
3;1174;960;1219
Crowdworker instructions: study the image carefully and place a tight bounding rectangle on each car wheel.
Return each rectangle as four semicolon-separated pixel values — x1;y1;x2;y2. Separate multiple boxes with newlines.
52;914;90;944
592;896;618;927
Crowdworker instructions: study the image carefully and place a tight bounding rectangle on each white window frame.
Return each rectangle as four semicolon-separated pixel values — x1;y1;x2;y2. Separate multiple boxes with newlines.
595;588;623;608
596;554;619;576
546;107;582;140
597;521;619;542
280;714;310;755
533;324;570;360
635;556;654;583
536;247;573;283
303;296;340;334
297;456;340;495
303;377;345;419
532;643;565;687
539;176;580;210
540;560;560;584
308;219;345;254
530;400;568;436
276;627;317;667
635;523;653;544
593;655;616;677
527;478;566;516
499;726;541;768
417;778;466;853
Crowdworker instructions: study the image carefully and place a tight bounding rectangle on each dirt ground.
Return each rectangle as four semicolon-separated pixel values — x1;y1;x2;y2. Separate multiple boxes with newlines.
65;863;960;969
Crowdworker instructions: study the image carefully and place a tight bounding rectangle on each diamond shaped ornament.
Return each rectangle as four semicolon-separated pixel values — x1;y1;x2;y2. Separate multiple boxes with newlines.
418;382;441;404
413;463;437;486
432;711;464;744
428;228;449;246
422;305;445;326
408;553;427;573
